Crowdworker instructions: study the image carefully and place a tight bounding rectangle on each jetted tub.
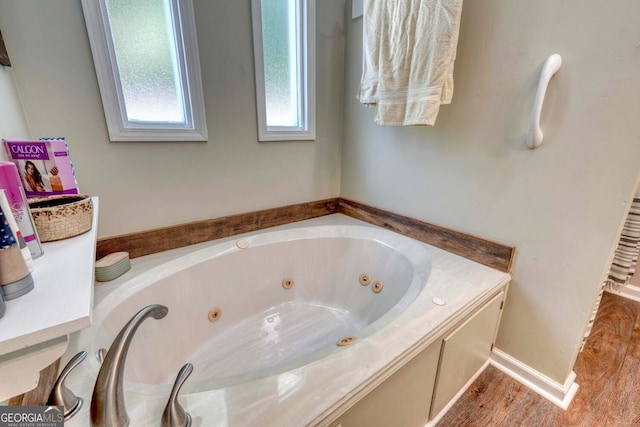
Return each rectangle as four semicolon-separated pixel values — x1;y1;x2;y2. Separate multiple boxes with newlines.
64;215;510;426
82;223;432;393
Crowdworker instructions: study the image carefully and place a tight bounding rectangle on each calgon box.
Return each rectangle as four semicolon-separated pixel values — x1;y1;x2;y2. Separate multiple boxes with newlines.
3;138;79;198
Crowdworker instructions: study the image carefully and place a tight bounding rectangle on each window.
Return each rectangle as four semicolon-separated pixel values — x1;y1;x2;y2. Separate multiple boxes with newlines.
81;0;207;141
251;0;316;141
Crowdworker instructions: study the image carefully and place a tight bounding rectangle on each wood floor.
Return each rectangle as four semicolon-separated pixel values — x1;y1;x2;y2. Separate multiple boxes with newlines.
437;291;640;427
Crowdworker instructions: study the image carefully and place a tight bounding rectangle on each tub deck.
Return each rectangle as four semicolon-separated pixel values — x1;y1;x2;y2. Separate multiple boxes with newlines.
63;214;510;426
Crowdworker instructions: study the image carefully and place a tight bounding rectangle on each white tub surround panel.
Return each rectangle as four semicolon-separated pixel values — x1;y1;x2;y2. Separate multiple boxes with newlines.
61;214;510;426
0;198;98;401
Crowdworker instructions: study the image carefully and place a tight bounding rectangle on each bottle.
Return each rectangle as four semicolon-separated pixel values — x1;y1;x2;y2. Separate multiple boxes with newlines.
0;203;34;300
0;189;34;271
0;286;6;318
0;162;44;259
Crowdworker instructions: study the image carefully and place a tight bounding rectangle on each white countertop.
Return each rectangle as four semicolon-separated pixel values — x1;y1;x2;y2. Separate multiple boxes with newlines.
0;198;98;355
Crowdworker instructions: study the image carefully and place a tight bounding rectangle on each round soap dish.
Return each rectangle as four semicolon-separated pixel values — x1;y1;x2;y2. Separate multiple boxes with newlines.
28;195;93;242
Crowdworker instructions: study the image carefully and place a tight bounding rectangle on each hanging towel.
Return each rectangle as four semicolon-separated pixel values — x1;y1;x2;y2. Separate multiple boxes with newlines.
357;0;464;126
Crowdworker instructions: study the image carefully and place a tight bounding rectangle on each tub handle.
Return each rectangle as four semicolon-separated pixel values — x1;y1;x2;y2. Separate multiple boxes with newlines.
161;363;194;427
46;351;87;421
526;54;562;149
96;348;106;364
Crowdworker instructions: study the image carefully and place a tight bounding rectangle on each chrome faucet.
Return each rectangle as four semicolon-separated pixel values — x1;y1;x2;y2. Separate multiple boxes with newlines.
90;304;169;427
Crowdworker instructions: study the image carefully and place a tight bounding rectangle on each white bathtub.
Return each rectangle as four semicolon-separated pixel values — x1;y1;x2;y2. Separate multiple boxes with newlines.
83;222;432;393
64;215;510;426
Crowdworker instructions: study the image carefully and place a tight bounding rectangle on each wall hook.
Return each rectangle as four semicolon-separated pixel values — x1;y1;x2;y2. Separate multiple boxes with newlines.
526;54;562;149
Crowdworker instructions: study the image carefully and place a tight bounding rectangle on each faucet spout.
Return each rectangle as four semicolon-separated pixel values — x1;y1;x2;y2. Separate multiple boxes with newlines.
90;304;168;427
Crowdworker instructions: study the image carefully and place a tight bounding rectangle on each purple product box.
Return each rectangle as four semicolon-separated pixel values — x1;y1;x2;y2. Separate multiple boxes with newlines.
3;138;80;198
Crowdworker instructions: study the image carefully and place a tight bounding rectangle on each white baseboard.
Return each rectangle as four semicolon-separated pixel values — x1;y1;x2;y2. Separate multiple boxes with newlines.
490;348;579;410
605;285;640;303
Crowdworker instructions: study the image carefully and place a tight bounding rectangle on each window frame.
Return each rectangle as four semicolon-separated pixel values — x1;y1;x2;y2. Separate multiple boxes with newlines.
81;0;208;142
251;0;316;142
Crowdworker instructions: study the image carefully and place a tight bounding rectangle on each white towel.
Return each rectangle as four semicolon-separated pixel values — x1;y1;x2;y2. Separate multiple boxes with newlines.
357;0;464;126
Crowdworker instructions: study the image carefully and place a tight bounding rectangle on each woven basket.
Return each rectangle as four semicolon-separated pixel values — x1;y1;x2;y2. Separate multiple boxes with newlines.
28;195;93;242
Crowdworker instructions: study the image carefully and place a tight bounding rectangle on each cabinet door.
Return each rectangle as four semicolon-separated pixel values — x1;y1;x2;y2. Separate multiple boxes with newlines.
430;291;505;418
334;339;442;427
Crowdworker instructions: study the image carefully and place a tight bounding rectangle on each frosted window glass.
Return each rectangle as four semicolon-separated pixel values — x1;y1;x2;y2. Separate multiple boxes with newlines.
261;0;299;127
105;0;185;124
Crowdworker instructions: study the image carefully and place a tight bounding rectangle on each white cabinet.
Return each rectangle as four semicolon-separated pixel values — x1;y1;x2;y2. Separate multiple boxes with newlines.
334;339;441;427
430;290;505;418
331;287;507;427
